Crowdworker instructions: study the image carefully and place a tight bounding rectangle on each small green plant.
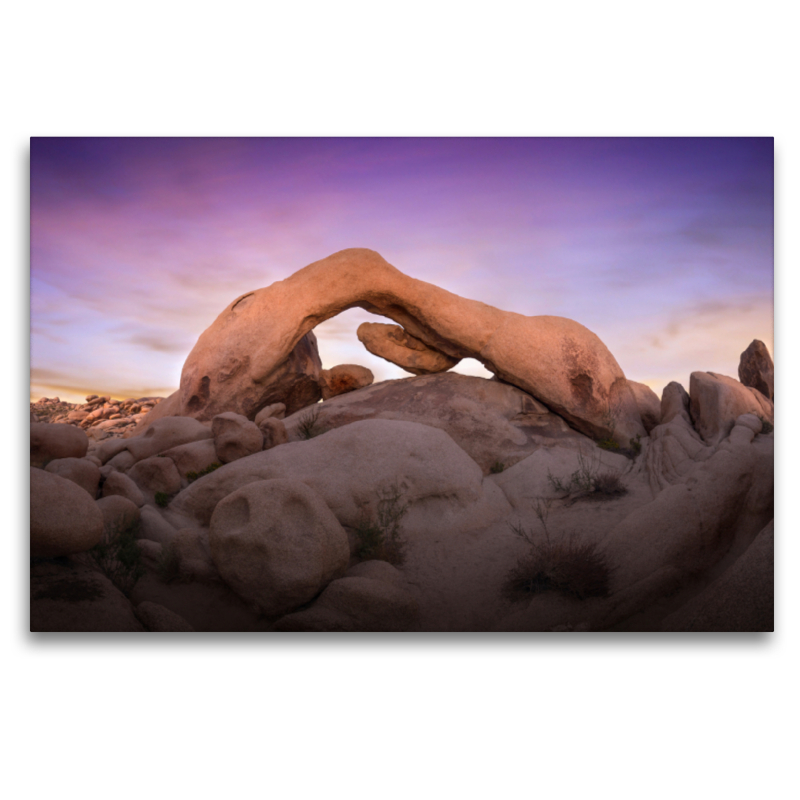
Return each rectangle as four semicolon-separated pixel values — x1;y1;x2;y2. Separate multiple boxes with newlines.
758;416;773;435
297;405;326;440
597;437;620;452
154;491;171;508
593;472;626;497
629;434;642;456
87;519;144;596
186;462;222;483
489;460;506;474
353;482;409;565
156;541;180;584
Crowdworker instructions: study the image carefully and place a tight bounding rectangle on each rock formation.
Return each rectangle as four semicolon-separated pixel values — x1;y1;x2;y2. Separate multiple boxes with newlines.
738;339;774;401
357;321;460;374
175;249;646;442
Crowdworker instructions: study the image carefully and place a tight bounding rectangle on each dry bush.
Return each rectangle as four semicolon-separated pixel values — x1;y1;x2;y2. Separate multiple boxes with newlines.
592;472;626;497
353;482;409;566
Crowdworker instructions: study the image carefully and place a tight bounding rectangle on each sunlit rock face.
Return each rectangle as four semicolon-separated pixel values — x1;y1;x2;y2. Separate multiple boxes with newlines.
176;248;645;441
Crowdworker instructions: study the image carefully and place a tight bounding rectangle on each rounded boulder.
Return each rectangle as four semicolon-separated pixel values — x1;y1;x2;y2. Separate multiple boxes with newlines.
209;478;349;616
31;467;104;557
212;412;264;464
31;423;89;468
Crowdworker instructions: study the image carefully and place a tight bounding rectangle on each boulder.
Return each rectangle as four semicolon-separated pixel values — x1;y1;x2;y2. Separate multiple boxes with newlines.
319;364;374;400
30;559;144;632
160;439;219;487
357;321;459;374
44;457;101;498
31;468;105;557
738;339;774;401
171;419;488;530
127;456;182;502
138;505;178;545
125;416;213;462
30;422;88;467
173;248;645;442
627;381;662;434
257;417;288;451
95;495;141;537
274;575;419;631
101;471;145;507
283;372;588;473
209;479;350;616
254;403;286;424
135;601;196;632
689;371;774;445
212;412;263;464
170;528;218;582
661;381;691;425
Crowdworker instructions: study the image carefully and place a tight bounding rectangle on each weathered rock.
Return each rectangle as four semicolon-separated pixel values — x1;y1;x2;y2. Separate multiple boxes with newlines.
44;457;101;498
30;422;89;467
284;372;587;474
627;381;662;434
738;339;774;401
101;471;145;507
358;321;460;375
138;505;178;545
661;519;773;631
661;381;691;425
135;601;196;632
689;371;774;445
319;364;374;400
209;479;350;616
30;559;144;632
125;416;213;462
171;419;490;530
274;575;419;631
254;402;286;424
160;439;219;487
127;456;182;503
170;528;218;582
106;450;137;472
95;495;141;537
212;412;263;464
257;417;288;451
174;249;645;442
31;468;105;557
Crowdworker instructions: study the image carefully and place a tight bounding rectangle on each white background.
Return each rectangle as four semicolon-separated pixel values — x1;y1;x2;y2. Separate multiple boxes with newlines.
4;2;797;799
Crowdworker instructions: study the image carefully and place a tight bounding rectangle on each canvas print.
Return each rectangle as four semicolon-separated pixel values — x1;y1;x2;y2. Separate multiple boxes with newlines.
29;137;774;632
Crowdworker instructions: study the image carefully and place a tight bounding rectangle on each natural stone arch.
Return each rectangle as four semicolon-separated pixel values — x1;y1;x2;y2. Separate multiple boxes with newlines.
173;248;645;442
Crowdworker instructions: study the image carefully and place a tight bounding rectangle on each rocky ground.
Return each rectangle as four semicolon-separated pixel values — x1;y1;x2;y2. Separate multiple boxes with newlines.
30;346;774;633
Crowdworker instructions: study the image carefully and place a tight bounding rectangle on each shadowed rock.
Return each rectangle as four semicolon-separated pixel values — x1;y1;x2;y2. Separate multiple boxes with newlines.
175;249;645;441
738;339;774;401
357;321;460;374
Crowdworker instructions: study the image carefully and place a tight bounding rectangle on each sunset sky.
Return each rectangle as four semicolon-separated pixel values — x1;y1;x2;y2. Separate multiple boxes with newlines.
30;137;773;404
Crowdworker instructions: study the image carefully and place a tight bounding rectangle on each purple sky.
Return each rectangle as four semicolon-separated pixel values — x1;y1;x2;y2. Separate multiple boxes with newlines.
30;137;773;404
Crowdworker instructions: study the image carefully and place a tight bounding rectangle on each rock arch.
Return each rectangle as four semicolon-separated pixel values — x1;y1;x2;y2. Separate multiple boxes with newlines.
175;248;645;441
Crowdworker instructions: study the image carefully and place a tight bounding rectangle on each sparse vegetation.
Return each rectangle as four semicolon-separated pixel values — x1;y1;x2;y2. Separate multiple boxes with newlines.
353;482;409;566
186;462;222;483
156;541;180;584
759;416;773;435
629;434;642;456
489;460;506;474
297;405;326;440
546;447;627;501
597;437;620;452
154;491;171;508
87;519;144;596
503;498;612;602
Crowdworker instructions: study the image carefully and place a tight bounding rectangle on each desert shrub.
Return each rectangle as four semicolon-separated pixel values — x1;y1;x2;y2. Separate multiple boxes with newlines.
154;491;171;508
297;405;326;440
489;460;506;474
87;519;144;596
186;462;221;483
156;541;180;584
597;437;620;452
353;482;409;566
593;472;627;497
759;416;773;435
503;537;612;602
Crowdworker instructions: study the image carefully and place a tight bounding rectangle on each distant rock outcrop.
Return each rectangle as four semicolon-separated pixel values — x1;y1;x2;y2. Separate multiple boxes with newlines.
738;339;774;401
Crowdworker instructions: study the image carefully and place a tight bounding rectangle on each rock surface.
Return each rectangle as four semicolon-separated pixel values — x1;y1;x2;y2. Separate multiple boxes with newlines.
318;364;374;400
627;381;662;434
738;339;774;401
31;468;104;557
357;321;460;374
209;479;350;616
689;371;774;445
44;457;101;498
172;249;645;442
135;601;196;632
31;423;89;467
211;412;263;464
